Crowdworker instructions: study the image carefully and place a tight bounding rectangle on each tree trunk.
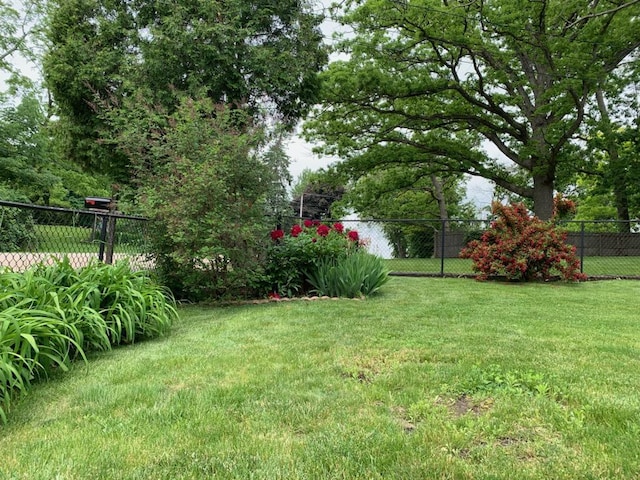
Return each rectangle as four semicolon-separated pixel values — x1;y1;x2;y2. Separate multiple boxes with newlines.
532;174;555;220
430;174;450;230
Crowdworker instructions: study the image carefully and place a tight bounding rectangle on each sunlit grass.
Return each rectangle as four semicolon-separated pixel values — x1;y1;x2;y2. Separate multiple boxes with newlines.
33;225;98;253
2;277;640;479
385;256;640;277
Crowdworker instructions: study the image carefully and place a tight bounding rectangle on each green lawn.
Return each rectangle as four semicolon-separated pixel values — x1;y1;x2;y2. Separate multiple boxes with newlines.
31;225;146;255
385;256;640;277
33;225;100;253
2;277;640;479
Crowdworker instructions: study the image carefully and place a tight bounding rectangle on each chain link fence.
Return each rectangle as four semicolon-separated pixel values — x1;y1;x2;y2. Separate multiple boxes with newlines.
335;218;640;279
0;200;152;271
4;202;640;279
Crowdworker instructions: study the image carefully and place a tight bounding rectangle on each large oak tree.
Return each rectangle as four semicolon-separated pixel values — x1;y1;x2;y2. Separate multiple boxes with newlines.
304;0;640;219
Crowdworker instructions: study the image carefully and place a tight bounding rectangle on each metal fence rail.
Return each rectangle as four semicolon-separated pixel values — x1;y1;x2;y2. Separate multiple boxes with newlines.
0;200;151;271
336;218;640;279
3;202;639;279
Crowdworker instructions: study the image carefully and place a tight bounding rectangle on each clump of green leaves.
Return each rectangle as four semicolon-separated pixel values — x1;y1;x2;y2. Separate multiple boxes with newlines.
306;250;390;298
460;202;586;282
264;220;362;297
106;96;276;301
0;188;37;251
0;258;177;423
265;221;389;298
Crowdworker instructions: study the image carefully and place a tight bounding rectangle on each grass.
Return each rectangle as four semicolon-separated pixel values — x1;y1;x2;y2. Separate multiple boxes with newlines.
386;256;640;277
33;225;98;253
32;225;146;254
2;277;640;479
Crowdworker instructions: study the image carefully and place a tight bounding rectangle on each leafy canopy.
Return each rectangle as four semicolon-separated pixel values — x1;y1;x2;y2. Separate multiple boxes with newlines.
305;0;640;219
44;0;327;181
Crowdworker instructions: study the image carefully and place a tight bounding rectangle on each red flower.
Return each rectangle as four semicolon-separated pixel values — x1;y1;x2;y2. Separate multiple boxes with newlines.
268;292;281;300
291;224;303;237
347;230;359;242
317;224;330;237
333;222;344;233
303;219;313;228
312;237;317;243
270;229;284;241
312;220;321;226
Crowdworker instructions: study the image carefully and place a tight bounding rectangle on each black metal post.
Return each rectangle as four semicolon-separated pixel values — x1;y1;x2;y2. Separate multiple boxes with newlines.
580;221;585;273
98;214;107;262
440;219;446;276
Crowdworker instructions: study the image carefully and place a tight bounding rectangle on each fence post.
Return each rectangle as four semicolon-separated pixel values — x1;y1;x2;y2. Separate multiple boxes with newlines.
104;214;116;264
98;214;107;262
580;221;585;274
440;219;446;276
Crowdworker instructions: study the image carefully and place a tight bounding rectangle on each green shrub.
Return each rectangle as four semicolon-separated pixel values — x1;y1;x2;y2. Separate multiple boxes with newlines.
306;251;390;298
0;189;37;252
264;220;360;297
460;202;586;281
105;98;274;302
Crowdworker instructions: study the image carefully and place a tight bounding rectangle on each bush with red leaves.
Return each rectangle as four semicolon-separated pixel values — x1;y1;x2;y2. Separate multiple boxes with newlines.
460;202;586;282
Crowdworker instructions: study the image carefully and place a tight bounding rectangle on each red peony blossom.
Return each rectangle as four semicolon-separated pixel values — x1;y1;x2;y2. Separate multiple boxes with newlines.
270;229;284;241
312;220;321;226
303;219;313;228
347;230;359;242
333;222;344;233
317;224;330;237
268;292;281;300
291;224;303;237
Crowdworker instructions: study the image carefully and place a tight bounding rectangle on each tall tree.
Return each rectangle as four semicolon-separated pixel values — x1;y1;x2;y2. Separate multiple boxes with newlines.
290;169;345;219
304;0;640;220
44;0;327;182
0;93;55;202
0;0;44;84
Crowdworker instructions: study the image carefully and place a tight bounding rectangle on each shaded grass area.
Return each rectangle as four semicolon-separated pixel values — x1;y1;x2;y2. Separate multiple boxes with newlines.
385;256;640;277
2;278;640;479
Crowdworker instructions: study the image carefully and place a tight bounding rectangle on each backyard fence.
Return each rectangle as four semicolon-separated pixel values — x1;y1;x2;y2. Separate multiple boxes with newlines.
0;200;151;271
3;201;640;279
333;218;640;279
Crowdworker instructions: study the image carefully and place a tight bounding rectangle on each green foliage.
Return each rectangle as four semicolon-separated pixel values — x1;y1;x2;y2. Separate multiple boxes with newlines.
0;93;59;204
0;188;37;251
452;364;563;401
264;221;361;297
305;0;640;219
306;251;390;298
290;169;346;220
44;0;326;182
0;258;177;423
460;203;586;282
105;97;274;301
